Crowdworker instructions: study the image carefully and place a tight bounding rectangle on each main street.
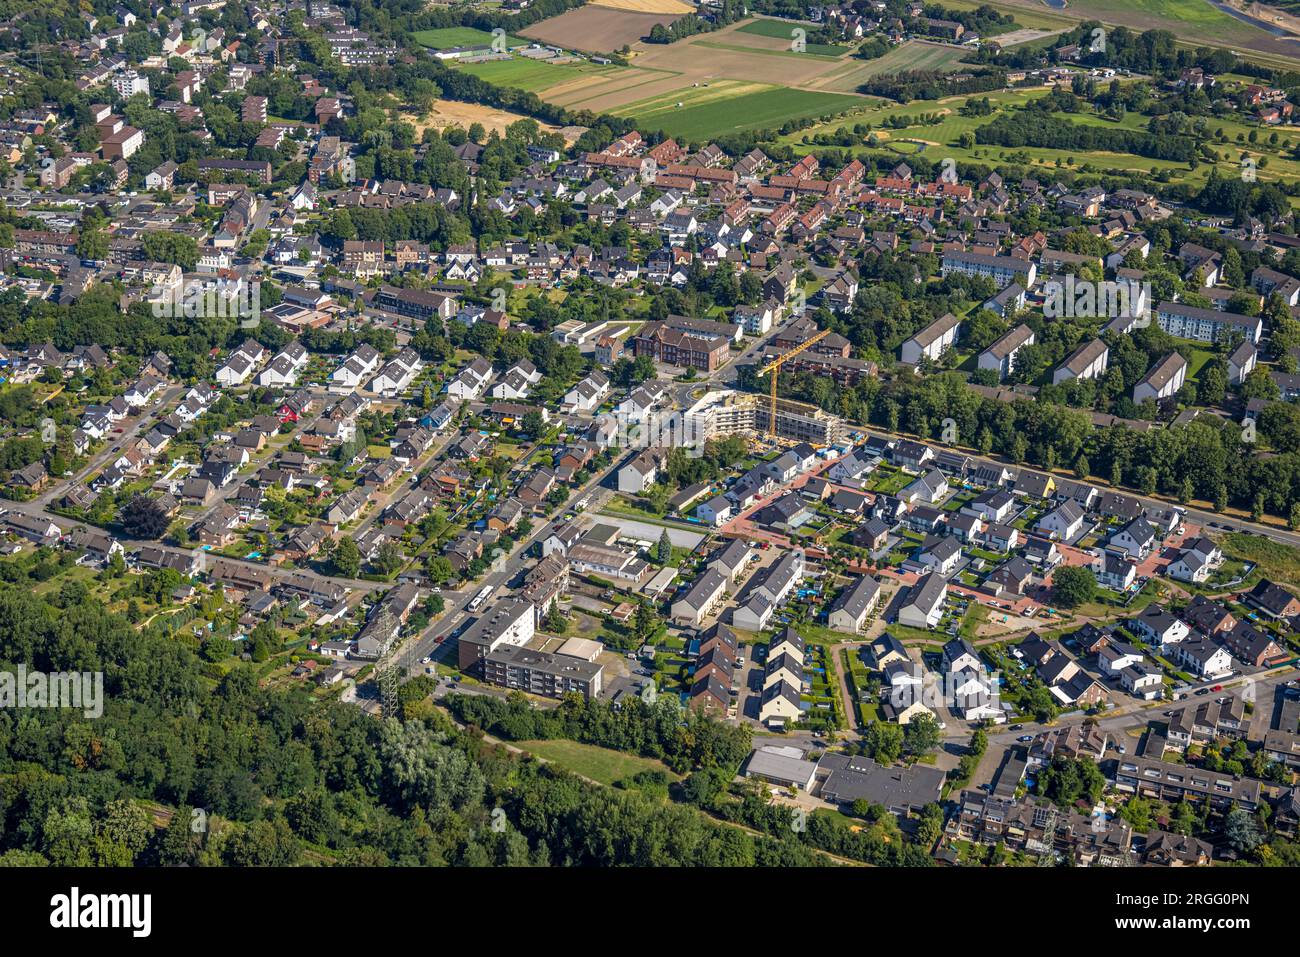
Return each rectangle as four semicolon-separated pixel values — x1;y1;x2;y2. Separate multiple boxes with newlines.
398;454;624;672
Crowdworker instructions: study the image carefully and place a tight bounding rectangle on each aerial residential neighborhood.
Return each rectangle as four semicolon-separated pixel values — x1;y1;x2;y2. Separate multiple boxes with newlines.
2;0;1300;909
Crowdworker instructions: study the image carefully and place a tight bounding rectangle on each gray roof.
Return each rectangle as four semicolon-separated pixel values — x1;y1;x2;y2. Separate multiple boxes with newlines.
905;571;947;614
745;745;817;788
816;752;945;810
677;567;728;612
1059;337;1108;375
828;575;880;620
982;323;1034;360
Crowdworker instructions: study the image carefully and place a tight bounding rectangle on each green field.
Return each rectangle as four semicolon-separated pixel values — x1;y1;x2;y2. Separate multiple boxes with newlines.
458;56;618;92
695;39;846;60
734;16;852;56
943;0;1300;71
1066;0;1257;32
815;40;974;93
735;16;816;39
517;739;680;785
777;79;1300;198
412;27;526;49
619;81;864;139
1221;533;1300;591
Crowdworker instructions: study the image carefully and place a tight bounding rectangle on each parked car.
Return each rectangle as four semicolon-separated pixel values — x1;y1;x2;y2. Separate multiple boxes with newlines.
1017;734;1033;743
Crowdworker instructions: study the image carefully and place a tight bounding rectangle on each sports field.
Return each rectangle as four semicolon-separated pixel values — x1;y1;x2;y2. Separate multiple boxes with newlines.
617;80;863;139
459;56;621;93
412;27;526;49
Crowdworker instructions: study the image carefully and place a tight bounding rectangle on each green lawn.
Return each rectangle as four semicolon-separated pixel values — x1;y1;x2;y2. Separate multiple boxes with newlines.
618;82;864;140
412;27;527;49
735;17;815;39
458;56;618;93
733;17;852;57
517;739;681;785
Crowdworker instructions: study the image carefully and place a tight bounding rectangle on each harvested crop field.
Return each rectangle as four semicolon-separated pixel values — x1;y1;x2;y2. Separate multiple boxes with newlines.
520;6;683;51
631;30;850;84
412;100;564;140
590;0;694;11
545;67;682;112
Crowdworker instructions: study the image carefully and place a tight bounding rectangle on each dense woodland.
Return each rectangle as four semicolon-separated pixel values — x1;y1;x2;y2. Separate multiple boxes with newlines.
0;577;848;866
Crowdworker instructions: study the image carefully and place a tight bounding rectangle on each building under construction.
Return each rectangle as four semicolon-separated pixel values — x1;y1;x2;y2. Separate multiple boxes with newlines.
686;389;845;447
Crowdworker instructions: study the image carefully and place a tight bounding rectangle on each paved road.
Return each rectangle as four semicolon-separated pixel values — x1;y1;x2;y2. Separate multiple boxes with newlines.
399;456;627;672
36;383;187;506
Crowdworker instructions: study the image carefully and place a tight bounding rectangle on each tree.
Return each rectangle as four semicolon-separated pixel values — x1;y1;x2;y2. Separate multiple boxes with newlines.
543;601;567;634
1225;806;1262;856
425;555;454;584
916;802;945;845
633;600;661;645
1039;755;1105;808
119;495;169;539
374;541;405;577
655;529;672;565
333;537;361;578
903;713;941;759
1051;565;1096;608
77;227;108;262
521;410;545;437
863;721;904;764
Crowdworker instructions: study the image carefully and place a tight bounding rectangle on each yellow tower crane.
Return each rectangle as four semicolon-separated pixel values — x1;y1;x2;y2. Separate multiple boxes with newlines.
757;329;830;439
